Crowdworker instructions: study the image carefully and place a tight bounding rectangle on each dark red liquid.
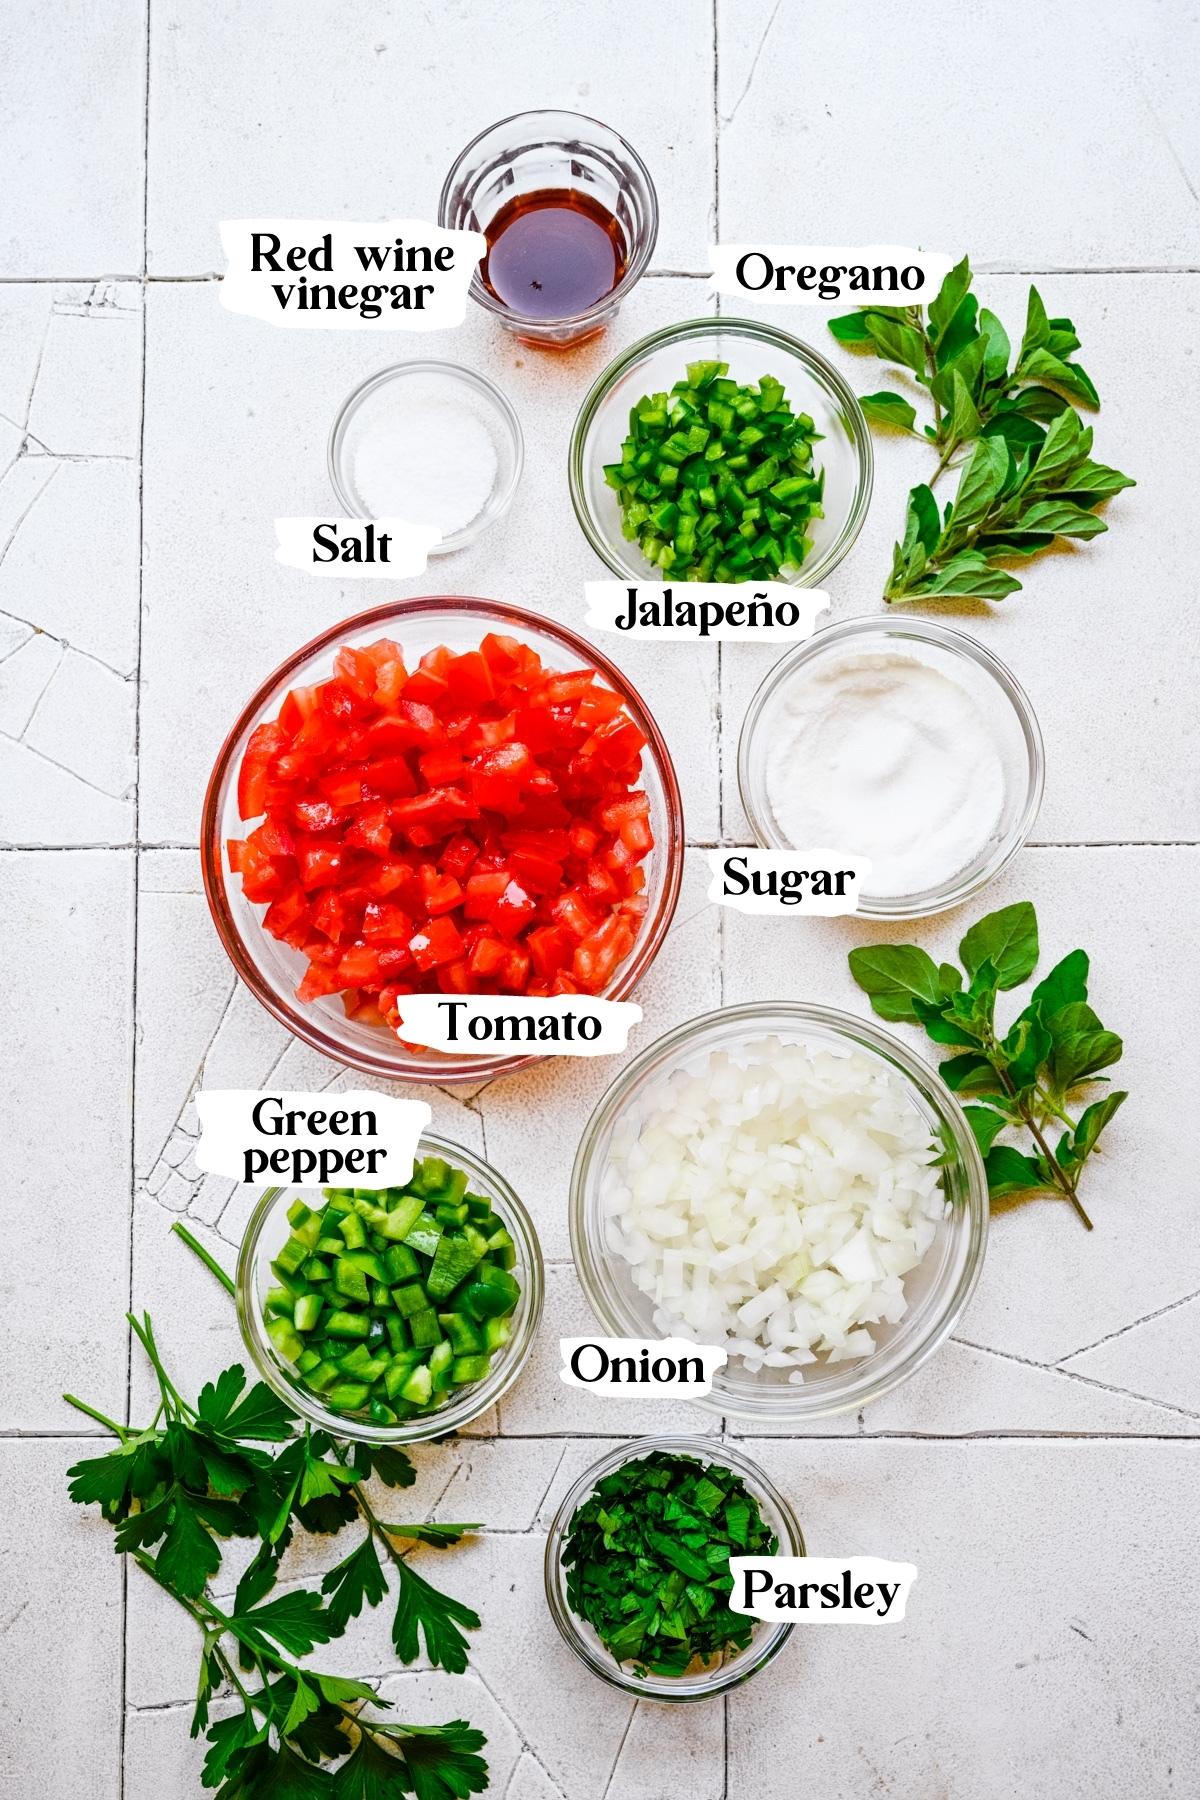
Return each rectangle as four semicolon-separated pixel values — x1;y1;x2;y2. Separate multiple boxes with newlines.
481;188;628;320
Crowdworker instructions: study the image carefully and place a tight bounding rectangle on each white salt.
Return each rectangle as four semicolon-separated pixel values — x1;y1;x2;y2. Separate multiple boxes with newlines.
353;398;498;539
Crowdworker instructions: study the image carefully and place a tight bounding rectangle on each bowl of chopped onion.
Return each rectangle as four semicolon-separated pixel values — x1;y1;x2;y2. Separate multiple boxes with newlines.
570;1002;987;1422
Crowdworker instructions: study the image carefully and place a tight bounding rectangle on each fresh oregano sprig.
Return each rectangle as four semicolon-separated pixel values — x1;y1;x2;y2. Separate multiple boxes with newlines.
829;258;1134;602
64;1303;488;1798
848;901;1127;1230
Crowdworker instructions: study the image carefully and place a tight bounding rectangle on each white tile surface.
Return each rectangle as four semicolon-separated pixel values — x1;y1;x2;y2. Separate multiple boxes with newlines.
0;1442;125;1798
727;1440;1200;1800
2;852;133;1426
0;1;145;277
718;0;1200;268
146;0;714;275
7;5;1200;1798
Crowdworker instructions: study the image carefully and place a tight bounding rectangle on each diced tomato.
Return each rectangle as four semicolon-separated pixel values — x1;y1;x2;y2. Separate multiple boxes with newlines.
440;834;478;880
278;683;322;738
363;754;418;798
337;944;384;985
445;649;495;706
403;664;449;706
362;901;412;942
298;843;349;890
468;935;508;979
409;916;464;971
390;787;479;841
237;720;287;820
492;878;536;940
344;802;392;855
418;745;467;786
263;884;309;945
297;960;345;1001
469;741;534;812
291;796;339;833
239;841;286;903
333;644;380;700
228;631;657;1026
464;869;509;919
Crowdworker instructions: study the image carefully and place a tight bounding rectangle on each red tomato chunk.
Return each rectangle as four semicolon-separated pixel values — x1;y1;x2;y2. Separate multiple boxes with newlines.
228;635;654;1032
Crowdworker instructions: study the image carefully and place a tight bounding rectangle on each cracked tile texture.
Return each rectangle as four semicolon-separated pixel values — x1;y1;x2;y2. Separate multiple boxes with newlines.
0;2;1197;1796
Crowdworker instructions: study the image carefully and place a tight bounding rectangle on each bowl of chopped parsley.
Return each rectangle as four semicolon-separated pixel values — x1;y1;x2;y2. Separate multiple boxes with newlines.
569;317;872;588
545;1435;803;1698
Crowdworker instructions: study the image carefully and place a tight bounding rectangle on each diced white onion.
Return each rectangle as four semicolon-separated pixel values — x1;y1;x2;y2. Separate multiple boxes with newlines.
602;1036;945;1380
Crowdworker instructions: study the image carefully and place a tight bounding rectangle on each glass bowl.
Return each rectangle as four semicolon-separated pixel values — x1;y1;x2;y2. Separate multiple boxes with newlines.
570;1003;988;1424
569;317;872;586
236;1130;543;1443
544;1434;803;1700
439;109;658;347
201;596;685;1084
327;361;524;555
737;615;1045;919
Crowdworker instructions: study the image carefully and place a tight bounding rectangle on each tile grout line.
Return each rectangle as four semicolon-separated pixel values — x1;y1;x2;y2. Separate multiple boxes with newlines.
118;7;152;1791
0;265;1198;287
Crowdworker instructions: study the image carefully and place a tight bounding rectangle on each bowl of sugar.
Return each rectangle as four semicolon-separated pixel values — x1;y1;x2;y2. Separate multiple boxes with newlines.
327;360;524;554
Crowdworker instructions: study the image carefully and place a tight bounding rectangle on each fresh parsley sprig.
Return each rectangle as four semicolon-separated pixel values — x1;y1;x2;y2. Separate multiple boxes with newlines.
64;1303;488;1798
829;258;1134;602
848;901;1127;1230
167;1223;484;1677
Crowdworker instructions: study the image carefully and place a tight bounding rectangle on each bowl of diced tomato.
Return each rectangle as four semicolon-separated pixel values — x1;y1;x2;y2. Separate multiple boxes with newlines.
202;597;684;1082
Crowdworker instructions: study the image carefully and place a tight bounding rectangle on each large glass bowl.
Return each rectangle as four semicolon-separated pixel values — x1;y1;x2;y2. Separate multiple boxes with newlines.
236;1131;543;1443
544;1435;803;1700
737;615;1044;920
569;318;872;586
201;596;684;1083
570;1003;988;1423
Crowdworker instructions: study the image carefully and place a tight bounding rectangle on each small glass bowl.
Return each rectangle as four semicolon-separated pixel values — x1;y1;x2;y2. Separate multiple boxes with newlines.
544;1435;803;1700
327;361;524;555
737;615;1045;919
201;595;684;1084
569;317;872;586
570;1003;988;1425
236;1131;543;1443
439;109;658;347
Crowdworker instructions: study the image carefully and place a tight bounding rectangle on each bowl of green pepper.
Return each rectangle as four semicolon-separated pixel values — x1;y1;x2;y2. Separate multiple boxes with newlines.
236;1132;543;1443
544;1435;803;1699
569;317;872;588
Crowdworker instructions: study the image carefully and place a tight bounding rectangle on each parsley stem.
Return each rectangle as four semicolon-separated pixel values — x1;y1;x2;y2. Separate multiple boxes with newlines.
127;1312;192;1418
62;1393;130;1439
171;1221;236;1298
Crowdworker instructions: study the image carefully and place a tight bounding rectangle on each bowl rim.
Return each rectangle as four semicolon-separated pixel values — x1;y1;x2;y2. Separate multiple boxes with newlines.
235;1128;544;1443
438;106;660;331
569;1000;989;1421
325;359;525;555
567;315;874;588
200;594;686;1083
736;612;1046;919
543;1433;803;1700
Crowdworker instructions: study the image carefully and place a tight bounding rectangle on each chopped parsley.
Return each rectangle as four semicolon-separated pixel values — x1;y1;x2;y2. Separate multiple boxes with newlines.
561;1449;777;1676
